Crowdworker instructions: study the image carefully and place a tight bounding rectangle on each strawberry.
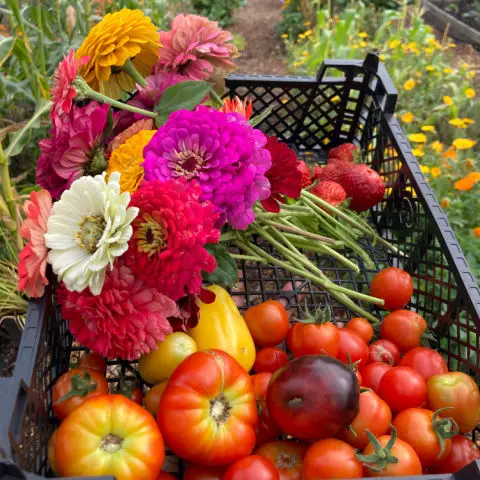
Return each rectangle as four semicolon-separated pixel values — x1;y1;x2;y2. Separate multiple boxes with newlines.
297;160;312;188
310;181;347;207
338;163;386;212
328;143;358;163
313;162;349;183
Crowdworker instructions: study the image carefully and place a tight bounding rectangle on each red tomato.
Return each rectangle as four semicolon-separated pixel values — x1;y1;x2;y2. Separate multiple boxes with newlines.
129;386;144;405
338;390;392;450
427;372;480;433
433;435;480;474
157;350;257;466
286;321;339;358
244;301;290;347
336;329;369;368
252;372;272;405
368;339;400;365
52;368;109;421
345;317;373;343
223;455;279;480
256;406;282;446
361;433;422;476
117;375;144;405
360;362;392;393
183;465;226;480
380;310;426;352
254;348;289;374
400;347;448;379
378;366;427;412
55;395;164;480
78;352;107;373
157;473;176;480
355;369;362;385
369;267;413;310
393;408;453;468
255;441;308;480
302;438;363;479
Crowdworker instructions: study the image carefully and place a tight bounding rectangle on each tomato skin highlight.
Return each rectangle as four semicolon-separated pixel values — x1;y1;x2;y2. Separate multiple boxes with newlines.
427;372;480;433
223;455;280;480
345;317;373;343
432;435;480;474
368;339;400;366
400;347;448;379
54;394;164;480
369;267;413;311
52;368;109;421
286;322;339;358
244;300;290;347
380;310;426;352
302;438;363;479
378;366;427;412
393;408;452;468
338;390;392;450
359;362;392;393
255;441;308;480
182;464;226;480
253;348;289;374
157;349;257;466
336;329;369;368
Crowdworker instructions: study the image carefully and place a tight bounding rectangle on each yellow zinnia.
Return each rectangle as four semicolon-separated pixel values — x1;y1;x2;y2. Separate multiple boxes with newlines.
107;129;157;193
449;118;467;128
443;68;452;74
409;133;427;143
76;9;160;99
443;96;453;105
453;138;477;150
430;141;444;154
359;32;368;38
420;165;430;173
401;111;414;123
426;65;435;72
412;148;424;157
421;125;435;132
404;79;415;91
389;39;400;49
431;167;441;178
360;41;367;48
465;88;476;99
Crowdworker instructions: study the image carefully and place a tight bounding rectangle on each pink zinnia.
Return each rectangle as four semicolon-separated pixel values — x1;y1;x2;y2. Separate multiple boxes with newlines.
57;259;180;360
18;190;53;298
51;49;88;125
155;14;238;80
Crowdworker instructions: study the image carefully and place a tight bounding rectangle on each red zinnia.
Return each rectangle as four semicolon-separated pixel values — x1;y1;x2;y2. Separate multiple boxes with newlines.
261;136;302;212
124;178;220;301
57;259;180;360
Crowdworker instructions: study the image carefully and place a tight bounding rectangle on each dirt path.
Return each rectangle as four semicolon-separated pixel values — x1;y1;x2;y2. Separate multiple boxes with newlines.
229;0;288;75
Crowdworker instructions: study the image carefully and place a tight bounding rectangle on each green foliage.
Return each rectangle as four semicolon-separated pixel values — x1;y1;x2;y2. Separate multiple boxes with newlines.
202;243;238;288
191;0;246;27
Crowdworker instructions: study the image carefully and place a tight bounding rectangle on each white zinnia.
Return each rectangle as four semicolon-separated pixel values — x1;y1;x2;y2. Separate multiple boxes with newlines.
45;172;138;295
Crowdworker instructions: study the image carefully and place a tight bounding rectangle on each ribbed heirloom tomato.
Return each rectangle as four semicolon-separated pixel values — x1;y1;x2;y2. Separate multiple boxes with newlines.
255;441;308;480
54;395;164;480
157;349;257;466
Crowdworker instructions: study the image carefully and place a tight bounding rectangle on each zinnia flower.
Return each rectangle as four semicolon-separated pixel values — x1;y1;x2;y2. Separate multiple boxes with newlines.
107;118;155;155
36;102;110;199
261;136;302;212
17;190;53;298
107;129;156;193
143;106;271;229
453;138;477;150
155;14;238;80
124;178;219;301
51;49;88;123
45;172;139;295
443;96;453;105
465;88;476;99
221;97;253;120
57;259;179;360
408;133;427;143
404;79;415;91
401;112;414;123
76;9;160;99
473;227;480;238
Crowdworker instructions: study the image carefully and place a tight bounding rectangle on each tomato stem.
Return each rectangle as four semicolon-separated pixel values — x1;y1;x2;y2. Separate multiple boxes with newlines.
432;407;459;459
356;425;400;473
53;371;98;406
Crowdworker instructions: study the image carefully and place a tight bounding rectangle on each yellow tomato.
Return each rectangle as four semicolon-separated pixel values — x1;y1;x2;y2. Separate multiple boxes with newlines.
144;381;168;417
138;332;197;384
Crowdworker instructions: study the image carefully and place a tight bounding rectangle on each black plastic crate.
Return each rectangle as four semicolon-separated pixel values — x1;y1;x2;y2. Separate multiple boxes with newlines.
1;54;480;480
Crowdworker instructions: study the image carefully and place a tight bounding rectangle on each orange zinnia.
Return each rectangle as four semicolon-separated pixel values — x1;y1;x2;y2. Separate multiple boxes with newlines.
221;97;253;120
454;176;475;191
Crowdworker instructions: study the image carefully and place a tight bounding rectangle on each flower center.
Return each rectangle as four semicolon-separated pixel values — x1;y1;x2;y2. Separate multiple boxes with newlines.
134;213;167;256
172;142;207;180
74;214;106;254
85;146;107;176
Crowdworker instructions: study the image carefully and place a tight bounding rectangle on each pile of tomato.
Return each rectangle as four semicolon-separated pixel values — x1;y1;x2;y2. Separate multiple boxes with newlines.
47;268;480;480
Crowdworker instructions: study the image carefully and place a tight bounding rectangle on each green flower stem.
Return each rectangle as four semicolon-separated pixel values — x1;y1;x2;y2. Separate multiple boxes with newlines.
121;59;147;88
263;219;336;245
209;88;224;108
220;231;236;242
254;211;309;221
283;233;345;251
278;205;312;214
230;253;267;263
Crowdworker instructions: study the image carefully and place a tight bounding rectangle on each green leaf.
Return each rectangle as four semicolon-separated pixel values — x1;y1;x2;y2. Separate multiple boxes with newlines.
5;99;52;158
202;243;238;289
0;37;14;68
249;105;273;128
154;81;213;126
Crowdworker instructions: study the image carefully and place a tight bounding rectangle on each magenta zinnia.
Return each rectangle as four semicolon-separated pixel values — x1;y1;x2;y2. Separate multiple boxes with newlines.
57;259;179;360
124;178;220;301
143;107;271;229
155;14;238;80
262;136;302;212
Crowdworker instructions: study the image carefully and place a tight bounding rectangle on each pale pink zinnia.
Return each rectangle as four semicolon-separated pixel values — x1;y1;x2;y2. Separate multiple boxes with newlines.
155;14;238;80
18;190;53;298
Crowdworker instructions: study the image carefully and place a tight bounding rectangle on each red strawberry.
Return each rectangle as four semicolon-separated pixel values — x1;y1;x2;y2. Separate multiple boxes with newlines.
328;143;358;163
313;162;349;183
339;164;386;212
297;161;312;188
310;181;347;207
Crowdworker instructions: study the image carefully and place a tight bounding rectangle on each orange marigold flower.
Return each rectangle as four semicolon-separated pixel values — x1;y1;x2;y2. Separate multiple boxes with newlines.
443;95;453;105
401;111;414;123
404;79;415;91
467;172;480;183
454;176;475;191
221;97;253;120
431;167;441;178
76;9;160;99
473;227;480;238
440;198;450;208
465;88;476;99
442;148;457;160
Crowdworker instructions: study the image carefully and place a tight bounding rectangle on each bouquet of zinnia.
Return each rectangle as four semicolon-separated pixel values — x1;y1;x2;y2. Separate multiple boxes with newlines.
17;8;394;361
